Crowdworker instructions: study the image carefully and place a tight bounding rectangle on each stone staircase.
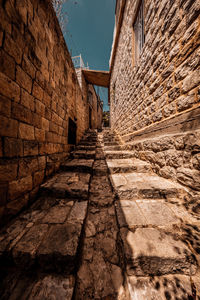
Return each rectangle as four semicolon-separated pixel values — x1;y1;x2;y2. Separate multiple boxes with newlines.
103;128;200;299
0;128;199;299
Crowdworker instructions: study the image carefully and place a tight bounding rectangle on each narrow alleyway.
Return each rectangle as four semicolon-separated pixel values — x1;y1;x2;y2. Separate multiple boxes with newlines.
0;129;200;299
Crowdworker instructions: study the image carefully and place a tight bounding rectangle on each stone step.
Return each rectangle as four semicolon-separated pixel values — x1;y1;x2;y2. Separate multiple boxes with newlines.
0;200;88;273
0;269;75;300
120;227;197;276
104;150;135;159
40;172;91;199
78;141;97;146
106;158;152;174
110;172;188;200
61;159;94;174
127;274;195;299
104;142;119;146
116;199;180;228
76;145;96;151
104;145;122;151
71;150;96;159
93;160;108;176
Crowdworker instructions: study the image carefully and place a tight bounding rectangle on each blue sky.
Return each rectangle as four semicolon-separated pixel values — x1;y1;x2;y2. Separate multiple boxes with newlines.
62;0;116;111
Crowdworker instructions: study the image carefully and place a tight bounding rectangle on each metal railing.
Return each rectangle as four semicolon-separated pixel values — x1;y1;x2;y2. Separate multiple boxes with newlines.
72;54;89;70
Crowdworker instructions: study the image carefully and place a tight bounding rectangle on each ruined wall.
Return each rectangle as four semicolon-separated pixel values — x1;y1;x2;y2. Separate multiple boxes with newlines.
110;0;200;190
0;0;89;225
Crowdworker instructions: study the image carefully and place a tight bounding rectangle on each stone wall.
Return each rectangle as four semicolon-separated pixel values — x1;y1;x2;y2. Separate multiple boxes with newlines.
0;0;90;225
80;72;103;130
110;0;200;190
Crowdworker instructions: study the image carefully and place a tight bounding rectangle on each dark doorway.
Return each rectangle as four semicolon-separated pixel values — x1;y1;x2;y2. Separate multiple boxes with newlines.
89;107;92;129
68;117;77;145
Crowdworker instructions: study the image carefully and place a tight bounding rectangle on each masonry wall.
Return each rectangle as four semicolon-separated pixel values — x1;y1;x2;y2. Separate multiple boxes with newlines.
110;0;200;191
0;0;89;225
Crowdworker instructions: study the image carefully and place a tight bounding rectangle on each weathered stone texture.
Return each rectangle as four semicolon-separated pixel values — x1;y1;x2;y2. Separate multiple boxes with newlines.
110;0;200;190
0;0;103;225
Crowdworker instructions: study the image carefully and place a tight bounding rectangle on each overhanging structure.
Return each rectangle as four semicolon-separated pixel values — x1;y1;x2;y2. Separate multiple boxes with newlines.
82;70;110;88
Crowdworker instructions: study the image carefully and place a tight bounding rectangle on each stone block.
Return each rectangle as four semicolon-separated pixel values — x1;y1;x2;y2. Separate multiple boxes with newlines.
121;227;197;276
105;150;135;159
20;89;35;112
110;172;187;200
0;160;18;181
9;175;33;200
12;102;33;124
35;99;45;117
136;199;178;226
38;156;46;170
37;222;82;272
0;94;11;117
3;33;22;64
0;182;8;206
177;94;195;112
4;137;23;158
127;275;193;300
0;48;15;81
22;55;36;79
182;69;200;93
19;123;35;140
107;158;152;174
19;157;38;177
29;275;75;300
177;167;200;190
32;82;44;101
0;115;18;137
40;172;91;199
32;113;42;129
41;117;49;131
116;200;147;227
67;201;88;224
0;30;3;47
23;140;38;156
42;205;72;224
16;66;32;94
33;170;44;187
6;194;29;218
61;159;94;174
12;224;49;268
35;127;45;142
0;71;20;102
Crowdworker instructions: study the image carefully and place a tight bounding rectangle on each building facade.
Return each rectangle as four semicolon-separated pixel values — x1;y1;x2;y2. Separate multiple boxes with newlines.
110;0;200;190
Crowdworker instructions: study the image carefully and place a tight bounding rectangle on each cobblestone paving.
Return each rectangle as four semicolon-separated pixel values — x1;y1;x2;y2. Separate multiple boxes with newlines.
0;129;200;299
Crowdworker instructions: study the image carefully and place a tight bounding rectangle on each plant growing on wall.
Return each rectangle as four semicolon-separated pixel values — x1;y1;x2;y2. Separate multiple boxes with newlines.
52;0;78;34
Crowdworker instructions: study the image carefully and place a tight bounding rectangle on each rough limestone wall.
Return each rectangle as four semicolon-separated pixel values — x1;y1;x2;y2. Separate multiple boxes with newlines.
0;0;88;225
97;103;103;130
110;0;200;190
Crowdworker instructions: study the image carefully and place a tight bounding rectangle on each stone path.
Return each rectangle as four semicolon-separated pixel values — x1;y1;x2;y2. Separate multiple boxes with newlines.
0;129;200;299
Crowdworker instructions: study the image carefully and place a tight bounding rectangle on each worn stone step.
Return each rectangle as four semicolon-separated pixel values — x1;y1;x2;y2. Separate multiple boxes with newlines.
106;158;152;174
110;172;188;199
40;172;91;199
61;159;94;174
116;199;180;228
71;150;96;159
104;145;122;151
104;142;119;146
76;140;97;146
104;150;135;159
0;269;75;300
120;227;197;276
0;201;88;273
127;274;195;299
93;160;108;176
76;145;96;151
